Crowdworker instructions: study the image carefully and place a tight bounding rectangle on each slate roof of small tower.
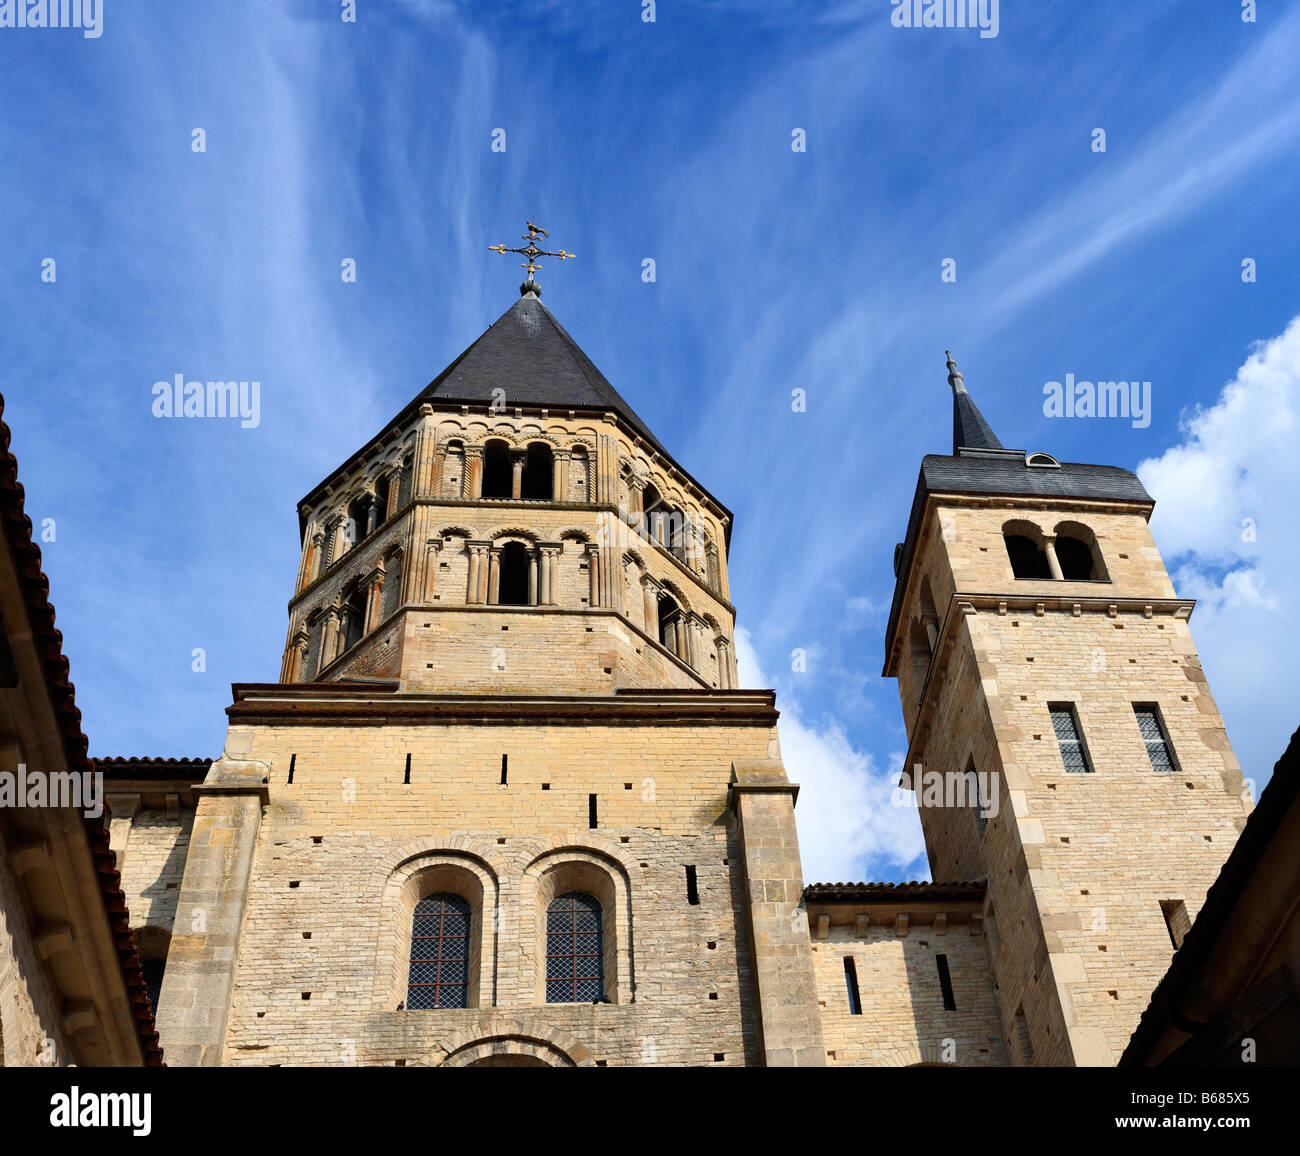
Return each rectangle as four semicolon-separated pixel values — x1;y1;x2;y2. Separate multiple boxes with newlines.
881;355;1155;669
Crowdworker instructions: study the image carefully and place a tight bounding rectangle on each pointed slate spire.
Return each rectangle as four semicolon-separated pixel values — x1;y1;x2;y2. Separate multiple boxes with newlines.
946;350;1003;455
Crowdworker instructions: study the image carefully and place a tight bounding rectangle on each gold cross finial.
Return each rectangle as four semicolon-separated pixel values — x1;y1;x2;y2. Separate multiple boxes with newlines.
489;221;574;296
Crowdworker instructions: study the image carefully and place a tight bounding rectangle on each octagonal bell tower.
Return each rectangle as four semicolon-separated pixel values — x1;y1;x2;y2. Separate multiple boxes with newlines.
280;284;739;696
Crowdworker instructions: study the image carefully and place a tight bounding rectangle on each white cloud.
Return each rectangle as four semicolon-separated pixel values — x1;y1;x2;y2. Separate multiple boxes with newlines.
734;626;927;884
1138;313;1300;789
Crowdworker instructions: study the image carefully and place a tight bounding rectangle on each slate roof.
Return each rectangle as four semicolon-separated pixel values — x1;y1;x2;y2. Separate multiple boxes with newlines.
952;390;1003;454
421;293;662;452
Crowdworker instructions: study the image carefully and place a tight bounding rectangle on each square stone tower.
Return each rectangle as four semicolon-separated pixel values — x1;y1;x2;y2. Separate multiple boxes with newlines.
150;270;825;1067
882;354;1252;1065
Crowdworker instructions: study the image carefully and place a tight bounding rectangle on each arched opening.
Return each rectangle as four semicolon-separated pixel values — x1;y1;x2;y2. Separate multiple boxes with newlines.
498;541;530;606
642;484;663;542
658;592;683;653
346;494;370;549
482;440;512;499
1055;536;1096;580
373;473;391;524
1005;534;1051;580
468;1054;552;1067
521;442;554;500
343;583;368;649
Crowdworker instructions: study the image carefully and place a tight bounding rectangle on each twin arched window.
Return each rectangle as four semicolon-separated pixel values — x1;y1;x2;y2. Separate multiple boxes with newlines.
407;893;471;1009
404;889;606;1008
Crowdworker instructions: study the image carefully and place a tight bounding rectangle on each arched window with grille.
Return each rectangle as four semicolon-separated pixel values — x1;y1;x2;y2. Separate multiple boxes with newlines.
546;891;604;1003
407;893;471;1009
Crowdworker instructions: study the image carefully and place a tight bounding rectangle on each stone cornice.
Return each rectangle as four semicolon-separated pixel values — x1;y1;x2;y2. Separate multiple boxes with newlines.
226;684;779;728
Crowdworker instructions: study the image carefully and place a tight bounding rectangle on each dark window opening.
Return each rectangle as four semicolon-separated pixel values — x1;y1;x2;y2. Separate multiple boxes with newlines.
498;541;530;606
404;753;411;785
1055;535;1096;580
287;753;296;785
500;754;508;785
588;793;598;829
685;865;699;905
142;958;166;1016
373;473;391;525
546;892;604;1004
658;593;682;652
521;442;554;500
1014;1005;1033;1064
844;957;862;1016
407;893;470;1009
1160;899;1191;949
936;953;956;1010
343;584;368;650
482;439;512;499
1005;534;1051;579
346;494;371;548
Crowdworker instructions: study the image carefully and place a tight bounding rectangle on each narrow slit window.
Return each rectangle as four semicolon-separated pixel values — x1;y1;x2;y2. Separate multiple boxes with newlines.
287;753;296;785
1048;703;1092;773
1134;704;1178;772
844;957;862;1016
685;865;699;906
1014;1005;1033;1064
1160;899;1191;949
500;753;508;785
588;793;598;829
403;753;411;785
936;953;956;1010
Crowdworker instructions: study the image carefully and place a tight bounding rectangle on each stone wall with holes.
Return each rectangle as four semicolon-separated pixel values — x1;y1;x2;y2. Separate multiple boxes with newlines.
809;911;1007;1067
0;842;68;1066
391;608;711;695
889;497;1251;1066
198;717;782;1067
115;809;196;938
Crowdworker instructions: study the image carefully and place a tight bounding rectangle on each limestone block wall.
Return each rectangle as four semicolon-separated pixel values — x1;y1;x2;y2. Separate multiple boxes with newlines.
196;712;783;1066
810;911;1007;1066
116;809;196;937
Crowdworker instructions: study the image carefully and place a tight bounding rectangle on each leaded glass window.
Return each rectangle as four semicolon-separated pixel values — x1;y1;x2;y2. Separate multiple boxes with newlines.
1049;704;1092;773
1135;705;1177;772
546;891;604;1004
407;893;470;1009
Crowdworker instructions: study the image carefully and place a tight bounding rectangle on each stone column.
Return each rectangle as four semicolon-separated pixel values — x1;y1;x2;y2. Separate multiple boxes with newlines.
105;792;140;875
628;477;645;523
716;637;732;689
528;550;539;606
155;759;269;1066
364;570;384;632
1043;535;1065;581
319;608;340;674
385;466;403;519
730;760;826;1067
465;446;484;499
466;544;484;604
553;449;570;501
539;546;560;606
642;578;659;636
586;544;601;608
487;548;502;605
510;450;526;500
291;627;310;682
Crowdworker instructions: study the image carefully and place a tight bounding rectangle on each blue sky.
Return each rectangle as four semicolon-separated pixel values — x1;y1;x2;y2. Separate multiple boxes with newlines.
2;0;1298;884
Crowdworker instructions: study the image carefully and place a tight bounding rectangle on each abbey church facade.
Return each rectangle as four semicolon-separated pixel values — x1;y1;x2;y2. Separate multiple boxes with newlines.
2;275;1284;1068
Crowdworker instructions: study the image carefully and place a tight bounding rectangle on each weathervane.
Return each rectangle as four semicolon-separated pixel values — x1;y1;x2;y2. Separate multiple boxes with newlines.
489;222;574;296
